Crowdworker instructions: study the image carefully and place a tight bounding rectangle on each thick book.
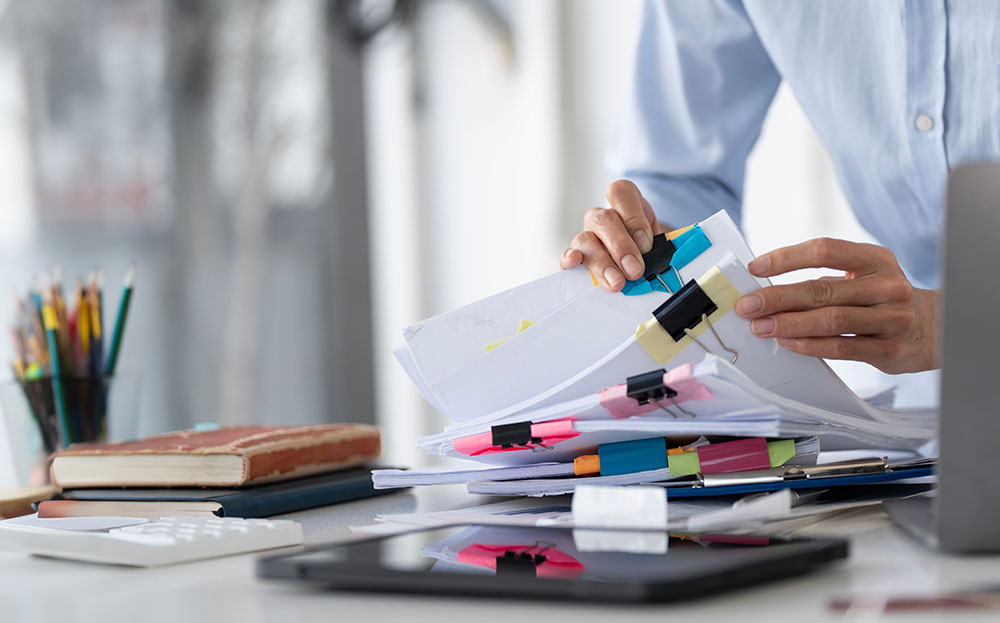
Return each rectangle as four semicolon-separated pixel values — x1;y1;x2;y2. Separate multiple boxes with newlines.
0;486;59;519
50;424;381;488
38;468;399;519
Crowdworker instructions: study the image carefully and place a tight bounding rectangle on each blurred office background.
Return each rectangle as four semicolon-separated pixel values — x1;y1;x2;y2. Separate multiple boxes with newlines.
0;0;878;484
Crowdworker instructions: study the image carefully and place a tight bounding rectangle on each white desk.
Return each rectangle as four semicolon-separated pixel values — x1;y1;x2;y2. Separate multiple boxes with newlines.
3;488;999;622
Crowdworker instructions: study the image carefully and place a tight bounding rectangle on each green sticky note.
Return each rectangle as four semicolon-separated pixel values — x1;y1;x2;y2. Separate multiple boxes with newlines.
767;439;796;467
667;451;701;476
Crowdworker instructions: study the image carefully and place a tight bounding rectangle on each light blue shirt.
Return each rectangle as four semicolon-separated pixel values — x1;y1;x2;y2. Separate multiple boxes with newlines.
607;0;1000;289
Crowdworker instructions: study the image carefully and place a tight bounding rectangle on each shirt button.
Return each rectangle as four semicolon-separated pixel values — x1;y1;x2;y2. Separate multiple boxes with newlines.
915;114;934;132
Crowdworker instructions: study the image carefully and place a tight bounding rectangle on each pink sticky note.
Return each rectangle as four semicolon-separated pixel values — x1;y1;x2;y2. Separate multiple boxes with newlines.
452;419;579;456
457;544;585;579
453;431;496;457
598;364;713;419
696;437;771;474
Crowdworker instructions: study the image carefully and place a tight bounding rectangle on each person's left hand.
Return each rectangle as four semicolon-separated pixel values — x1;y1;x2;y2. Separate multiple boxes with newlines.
734;238;940;374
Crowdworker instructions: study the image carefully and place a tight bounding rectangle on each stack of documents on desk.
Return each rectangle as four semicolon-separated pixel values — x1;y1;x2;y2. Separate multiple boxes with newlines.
389;210;936;497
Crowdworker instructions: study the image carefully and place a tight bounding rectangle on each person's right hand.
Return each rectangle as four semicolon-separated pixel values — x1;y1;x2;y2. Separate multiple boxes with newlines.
559;180;664;292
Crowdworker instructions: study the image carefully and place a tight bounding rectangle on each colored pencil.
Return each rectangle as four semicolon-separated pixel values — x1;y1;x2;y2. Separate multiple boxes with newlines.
88;271;103;378
41;296;71;447
104;265;135;378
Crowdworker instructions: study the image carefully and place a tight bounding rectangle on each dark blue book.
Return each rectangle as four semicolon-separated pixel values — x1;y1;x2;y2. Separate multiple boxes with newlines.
39;467;401;519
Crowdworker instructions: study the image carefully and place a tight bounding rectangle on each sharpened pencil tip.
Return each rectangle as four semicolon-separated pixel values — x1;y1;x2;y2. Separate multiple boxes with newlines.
124;265;136;287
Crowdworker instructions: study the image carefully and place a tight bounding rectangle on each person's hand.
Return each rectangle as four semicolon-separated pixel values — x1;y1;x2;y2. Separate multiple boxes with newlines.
735;238;940;374
560;180;664;291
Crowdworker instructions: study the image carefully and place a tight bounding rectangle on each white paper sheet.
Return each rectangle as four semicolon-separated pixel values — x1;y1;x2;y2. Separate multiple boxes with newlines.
371;462;576;489
402;267;597;390
420;212;763;421
686;489;793;532
1;514;148;532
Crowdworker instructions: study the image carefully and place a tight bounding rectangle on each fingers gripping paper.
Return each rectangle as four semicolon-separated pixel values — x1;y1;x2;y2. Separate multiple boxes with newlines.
418;211;759;422
635;266;741;364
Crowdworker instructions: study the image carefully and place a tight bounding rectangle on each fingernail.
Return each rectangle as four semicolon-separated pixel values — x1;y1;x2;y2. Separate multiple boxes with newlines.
633;231;652;254
621;254;643;279
603;266;624;287
751;318;775;336
748;255;771;276
777;338;796;348
736;294;763;316
562;248;573;259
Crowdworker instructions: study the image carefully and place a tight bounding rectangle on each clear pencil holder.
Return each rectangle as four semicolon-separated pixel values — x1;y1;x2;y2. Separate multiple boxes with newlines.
0;371;141;486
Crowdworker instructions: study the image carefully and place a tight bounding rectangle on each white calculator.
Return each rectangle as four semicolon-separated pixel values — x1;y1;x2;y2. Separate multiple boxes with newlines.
0;515;303;567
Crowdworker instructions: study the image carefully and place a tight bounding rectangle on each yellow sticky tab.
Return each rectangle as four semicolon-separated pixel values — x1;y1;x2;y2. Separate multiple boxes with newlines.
635;266;741;364
664;224;695;241
486;320;536;351
42;305;58;331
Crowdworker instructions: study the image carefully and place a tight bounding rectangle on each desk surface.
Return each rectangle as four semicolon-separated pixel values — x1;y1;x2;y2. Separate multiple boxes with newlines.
3;487;999;623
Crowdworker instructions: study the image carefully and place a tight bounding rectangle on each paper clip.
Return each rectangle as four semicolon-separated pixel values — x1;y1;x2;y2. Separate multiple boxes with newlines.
651;280;739;364
625;369;695;418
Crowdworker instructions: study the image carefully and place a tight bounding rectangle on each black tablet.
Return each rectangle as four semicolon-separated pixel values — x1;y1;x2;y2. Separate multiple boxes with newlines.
257;524;847;603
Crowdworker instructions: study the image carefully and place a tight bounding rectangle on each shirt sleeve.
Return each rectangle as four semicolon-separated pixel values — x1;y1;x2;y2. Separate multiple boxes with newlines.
605;0;782;227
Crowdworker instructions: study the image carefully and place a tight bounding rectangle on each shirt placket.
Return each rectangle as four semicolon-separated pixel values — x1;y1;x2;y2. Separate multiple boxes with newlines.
904;0;949;225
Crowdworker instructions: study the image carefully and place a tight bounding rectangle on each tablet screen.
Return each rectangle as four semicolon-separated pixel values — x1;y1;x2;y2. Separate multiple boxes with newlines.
275;525;844;584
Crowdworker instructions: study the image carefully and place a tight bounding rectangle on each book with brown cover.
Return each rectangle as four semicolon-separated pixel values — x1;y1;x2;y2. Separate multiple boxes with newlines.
49;424;381;488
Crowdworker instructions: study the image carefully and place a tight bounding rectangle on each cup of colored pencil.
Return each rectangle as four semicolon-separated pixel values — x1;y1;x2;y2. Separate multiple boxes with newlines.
4;265;136;452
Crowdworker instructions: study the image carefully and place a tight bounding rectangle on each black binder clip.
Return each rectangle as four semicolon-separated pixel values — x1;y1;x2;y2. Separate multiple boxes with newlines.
641;233;684;292
494;542;555;577
651;280;739;364
626;369;694;418
491;421;550;452
495;551;548;577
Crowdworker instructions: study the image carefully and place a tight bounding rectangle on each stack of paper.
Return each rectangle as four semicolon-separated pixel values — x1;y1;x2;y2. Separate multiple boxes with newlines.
388;210;936;496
